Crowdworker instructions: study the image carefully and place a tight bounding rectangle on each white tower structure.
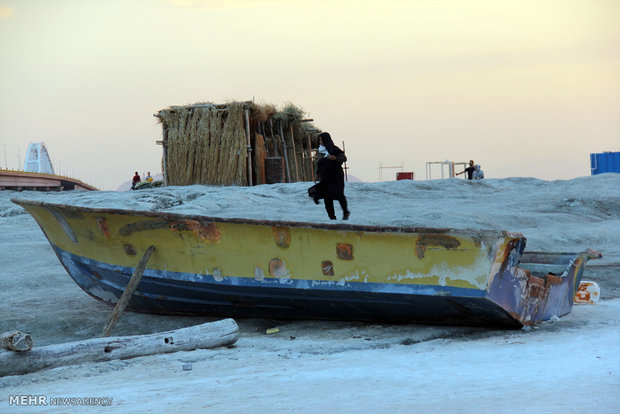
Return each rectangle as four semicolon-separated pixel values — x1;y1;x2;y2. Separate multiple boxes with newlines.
23;142;55;175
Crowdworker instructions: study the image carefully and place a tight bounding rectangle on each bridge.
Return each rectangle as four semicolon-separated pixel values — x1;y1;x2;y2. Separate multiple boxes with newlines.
0;142;97;191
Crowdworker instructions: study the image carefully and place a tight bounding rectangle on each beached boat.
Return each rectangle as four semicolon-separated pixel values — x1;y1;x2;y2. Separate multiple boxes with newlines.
12;198;601;328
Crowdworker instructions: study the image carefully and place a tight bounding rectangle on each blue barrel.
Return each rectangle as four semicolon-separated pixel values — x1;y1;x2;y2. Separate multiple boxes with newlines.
590;152;620;175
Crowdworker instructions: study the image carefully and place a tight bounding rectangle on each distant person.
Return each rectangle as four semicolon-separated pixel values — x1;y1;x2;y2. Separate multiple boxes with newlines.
308;132;350;220
146;172;153;183
456;160;476;180
473;164;485;180
131;171;141;190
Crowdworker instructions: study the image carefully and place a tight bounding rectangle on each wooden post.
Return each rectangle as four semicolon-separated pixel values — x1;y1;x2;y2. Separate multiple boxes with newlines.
268;118;279;157
1;331;33;352
342;141;348;181
162;124;168;186
254;133;267;185
278;122;291;183
289;124;300;181
102;245;155;337
259;123;270;157
244;107;253;186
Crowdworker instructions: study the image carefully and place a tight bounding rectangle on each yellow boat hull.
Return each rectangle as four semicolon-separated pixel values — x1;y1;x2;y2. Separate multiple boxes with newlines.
13;198;601;328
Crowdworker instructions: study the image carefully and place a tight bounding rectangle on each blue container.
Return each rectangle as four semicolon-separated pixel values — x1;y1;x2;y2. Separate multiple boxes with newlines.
590;151;620;175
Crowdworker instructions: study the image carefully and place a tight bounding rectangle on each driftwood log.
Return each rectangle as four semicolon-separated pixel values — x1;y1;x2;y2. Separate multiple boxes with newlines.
0;318;239;377
1;331;33;352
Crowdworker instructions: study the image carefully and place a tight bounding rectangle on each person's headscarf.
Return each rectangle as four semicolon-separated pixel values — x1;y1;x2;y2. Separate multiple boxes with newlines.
318;132;341;155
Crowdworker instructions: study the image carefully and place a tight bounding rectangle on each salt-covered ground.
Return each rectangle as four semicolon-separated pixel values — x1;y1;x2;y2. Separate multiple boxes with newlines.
1;175;619;413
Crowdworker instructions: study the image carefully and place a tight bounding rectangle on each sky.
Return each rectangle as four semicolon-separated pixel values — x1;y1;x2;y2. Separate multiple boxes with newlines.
0;0;619;190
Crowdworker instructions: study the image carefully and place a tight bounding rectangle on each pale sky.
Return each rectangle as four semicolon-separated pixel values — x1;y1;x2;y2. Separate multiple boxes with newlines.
1;0;618;190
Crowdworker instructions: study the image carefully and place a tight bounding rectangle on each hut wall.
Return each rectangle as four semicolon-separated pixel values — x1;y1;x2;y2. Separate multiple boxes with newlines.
156;101;320;187
158;103;248;186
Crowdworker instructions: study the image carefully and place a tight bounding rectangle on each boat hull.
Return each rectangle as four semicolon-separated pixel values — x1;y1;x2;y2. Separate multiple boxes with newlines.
13;198;601;328
53;244;521;327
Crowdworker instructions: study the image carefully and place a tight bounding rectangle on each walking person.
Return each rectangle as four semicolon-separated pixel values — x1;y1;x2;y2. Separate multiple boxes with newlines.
310;132;350;220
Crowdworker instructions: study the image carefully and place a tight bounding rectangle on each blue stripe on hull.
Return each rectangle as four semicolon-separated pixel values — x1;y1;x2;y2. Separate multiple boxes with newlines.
53;245;521;328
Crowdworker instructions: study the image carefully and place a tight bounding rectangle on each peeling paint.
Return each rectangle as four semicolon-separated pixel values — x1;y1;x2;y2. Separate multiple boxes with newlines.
213;268;223;282
120;220;168;236
272;226;290;248
171;220;222;242
321;260;334;276
96;217;111;238
386;254;490;290
336;243;354;260
414;234;461;259
87;286;120;304
123;243;136;256
269;258;290;279
254;266;265;281
47;207;78;244
336;273;361;284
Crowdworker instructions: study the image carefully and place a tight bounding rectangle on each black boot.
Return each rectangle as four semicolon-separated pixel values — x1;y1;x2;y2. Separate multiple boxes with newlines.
338;198;350;220
324;199;337;220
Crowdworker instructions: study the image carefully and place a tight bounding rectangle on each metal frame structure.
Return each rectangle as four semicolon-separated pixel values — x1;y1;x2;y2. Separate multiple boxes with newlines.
425;161;468;180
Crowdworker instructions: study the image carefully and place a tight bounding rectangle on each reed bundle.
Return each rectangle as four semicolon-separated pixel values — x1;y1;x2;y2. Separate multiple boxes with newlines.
156;100;322;186
158;102;247;186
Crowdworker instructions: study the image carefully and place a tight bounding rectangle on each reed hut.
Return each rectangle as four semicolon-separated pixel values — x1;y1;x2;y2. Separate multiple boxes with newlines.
155;101;320;186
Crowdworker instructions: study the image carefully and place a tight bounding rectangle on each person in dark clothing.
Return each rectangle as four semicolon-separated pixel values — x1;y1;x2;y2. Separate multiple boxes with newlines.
456;160;476;180
131;171;141;190
310;132;350;220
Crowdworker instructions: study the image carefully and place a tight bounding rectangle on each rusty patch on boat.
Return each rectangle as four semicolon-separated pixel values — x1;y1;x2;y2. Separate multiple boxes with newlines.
526;274;546;299
269;258;288;278
272;226;291;248
336;243;354;260
120;220;169;236
171;220;222;242
415;234;461;259
546;274;564;287
96;217;110;238
123;243;136;256
322;260;334;276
